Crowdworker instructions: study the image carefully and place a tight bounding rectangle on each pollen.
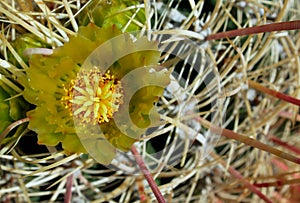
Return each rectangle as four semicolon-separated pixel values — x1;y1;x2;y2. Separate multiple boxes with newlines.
62;67;123;125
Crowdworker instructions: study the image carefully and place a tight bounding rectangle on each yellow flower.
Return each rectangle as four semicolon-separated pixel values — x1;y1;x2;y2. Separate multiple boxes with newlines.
23;24;170;164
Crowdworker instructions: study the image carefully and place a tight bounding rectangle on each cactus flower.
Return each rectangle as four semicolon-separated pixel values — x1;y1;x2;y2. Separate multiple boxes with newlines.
23;24;170;164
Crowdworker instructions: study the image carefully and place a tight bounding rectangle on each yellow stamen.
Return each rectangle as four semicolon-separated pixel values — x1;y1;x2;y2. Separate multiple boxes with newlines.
62;67;123;125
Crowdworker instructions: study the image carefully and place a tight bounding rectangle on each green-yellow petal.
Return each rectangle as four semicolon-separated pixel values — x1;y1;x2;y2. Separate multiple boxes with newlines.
62;133;87;154
100;121;137;152
27;108;58;136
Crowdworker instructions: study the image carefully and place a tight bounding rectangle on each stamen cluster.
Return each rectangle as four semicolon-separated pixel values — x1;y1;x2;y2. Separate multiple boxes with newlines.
63;67;123;125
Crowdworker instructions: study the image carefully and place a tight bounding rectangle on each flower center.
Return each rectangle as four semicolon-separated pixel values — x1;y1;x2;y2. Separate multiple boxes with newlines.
63;67;123;125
